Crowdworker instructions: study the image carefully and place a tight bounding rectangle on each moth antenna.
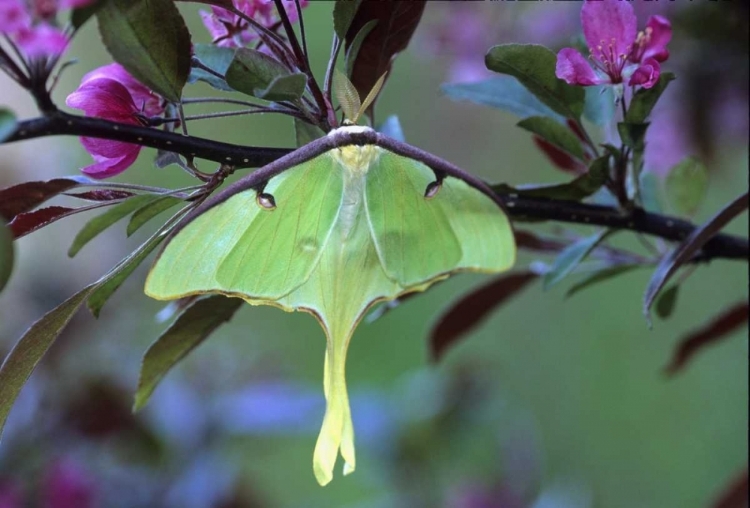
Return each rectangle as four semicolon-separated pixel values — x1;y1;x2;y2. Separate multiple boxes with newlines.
333;69;361;125
356;71;387;124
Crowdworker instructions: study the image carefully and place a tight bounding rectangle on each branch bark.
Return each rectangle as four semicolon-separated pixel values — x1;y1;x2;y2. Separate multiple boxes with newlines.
3;112;748;261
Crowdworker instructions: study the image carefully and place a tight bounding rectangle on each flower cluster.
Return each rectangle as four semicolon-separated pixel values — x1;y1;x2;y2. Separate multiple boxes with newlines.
555;0;671;89
0;0;93;58
200;0;308;49
66;64;165;178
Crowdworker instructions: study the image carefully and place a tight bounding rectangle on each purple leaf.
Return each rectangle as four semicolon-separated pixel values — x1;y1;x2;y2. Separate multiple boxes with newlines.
665;301;749;375
430;272;537;362
345;0;426;119
9;206;80;238
643;192;749;325
0;178;83;221
65;190;135;202
514;229;567;254
711;468;748;508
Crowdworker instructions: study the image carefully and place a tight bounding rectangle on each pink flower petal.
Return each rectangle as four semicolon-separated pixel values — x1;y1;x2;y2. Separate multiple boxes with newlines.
628;58;661;89
80;147;141;179
0;0;30;33
59;0;96;8
15;23;69;57
66;78;139;119
582;0;637;59
643;15;671;62
79;64;163;116
200;9;232;44
81;136;140;159
556;48;602;86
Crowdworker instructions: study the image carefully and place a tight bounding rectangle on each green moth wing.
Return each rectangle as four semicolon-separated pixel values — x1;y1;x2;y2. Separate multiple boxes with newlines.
365;152;462;286
365;151;513;287
144;126;517;487
145;153;344;301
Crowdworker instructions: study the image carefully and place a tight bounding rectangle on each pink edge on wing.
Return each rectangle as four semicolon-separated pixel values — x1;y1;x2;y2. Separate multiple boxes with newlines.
555;48;601;86
581;0;637;57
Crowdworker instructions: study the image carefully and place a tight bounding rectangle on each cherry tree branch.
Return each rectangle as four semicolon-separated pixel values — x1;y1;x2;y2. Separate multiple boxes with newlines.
3;112;748;262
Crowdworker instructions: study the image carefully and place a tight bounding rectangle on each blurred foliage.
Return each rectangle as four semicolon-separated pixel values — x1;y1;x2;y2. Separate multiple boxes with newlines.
0;1;747;507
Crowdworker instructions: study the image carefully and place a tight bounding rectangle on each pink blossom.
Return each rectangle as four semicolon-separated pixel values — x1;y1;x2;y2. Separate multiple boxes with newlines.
41;459;96;508
0;0;30;33
200;0;308;49
555;0;671;89
0;0;95;58
66;64;165;178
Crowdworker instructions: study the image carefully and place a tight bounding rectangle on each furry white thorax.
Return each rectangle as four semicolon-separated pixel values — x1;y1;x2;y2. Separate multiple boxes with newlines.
327;124;374;137
327;126;379;239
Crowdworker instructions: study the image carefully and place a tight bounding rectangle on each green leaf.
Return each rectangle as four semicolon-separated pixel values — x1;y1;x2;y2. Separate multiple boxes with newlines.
225;48;307;101
494;154;609;202
333;0;363;40
0;219;13;292
294;119;325;147
0;108;17;143
188;44;235;92
517;116;584;160
133;295;243;411
485;44;585;119
96;0;191;102
68;194;162;257
543;229;614;289
639;171;664;214
566;264;642;298
70;0;103;30
617;122;649;150
127;197;183;237
87;227;170;318
441;77;564;122
344;19;377;78
625;73;675;124
655;284;679;319
584;85;615;126
665;157;709;217
0;284;96;441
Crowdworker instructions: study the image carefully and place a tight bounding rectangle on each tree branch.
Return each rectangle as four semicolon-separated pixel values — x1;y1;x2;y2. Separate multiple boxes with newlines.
6;111;290;168
3;112;748;262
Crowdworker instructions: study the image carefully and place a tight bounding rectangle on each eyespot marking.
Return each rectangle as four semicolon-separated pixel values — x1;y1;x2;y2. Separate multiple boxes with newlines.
424;181;442;199
257;192;276;210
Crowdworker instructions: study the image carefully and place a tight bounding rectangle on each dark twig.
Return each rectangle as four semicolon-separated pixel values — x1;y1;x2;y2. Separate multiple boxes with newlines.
3;113;748;262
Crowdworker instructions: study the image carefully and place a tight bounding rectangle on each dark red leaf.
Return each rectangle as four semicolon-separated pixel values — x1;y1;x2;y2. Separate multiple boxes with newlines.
430;272;537;362
533;136;586;175
665;301;749;375
345;0;426;118
9;206;89;238
567;118;588;145
65;190;135;202
712;468;748;508
0;178;82;221
643;192;748;325
514;229;567;254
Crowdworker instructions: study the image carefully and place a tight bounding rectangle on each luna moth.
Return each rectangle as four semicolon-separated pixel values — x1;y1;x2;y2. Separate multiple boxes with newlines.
145;76;516;485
